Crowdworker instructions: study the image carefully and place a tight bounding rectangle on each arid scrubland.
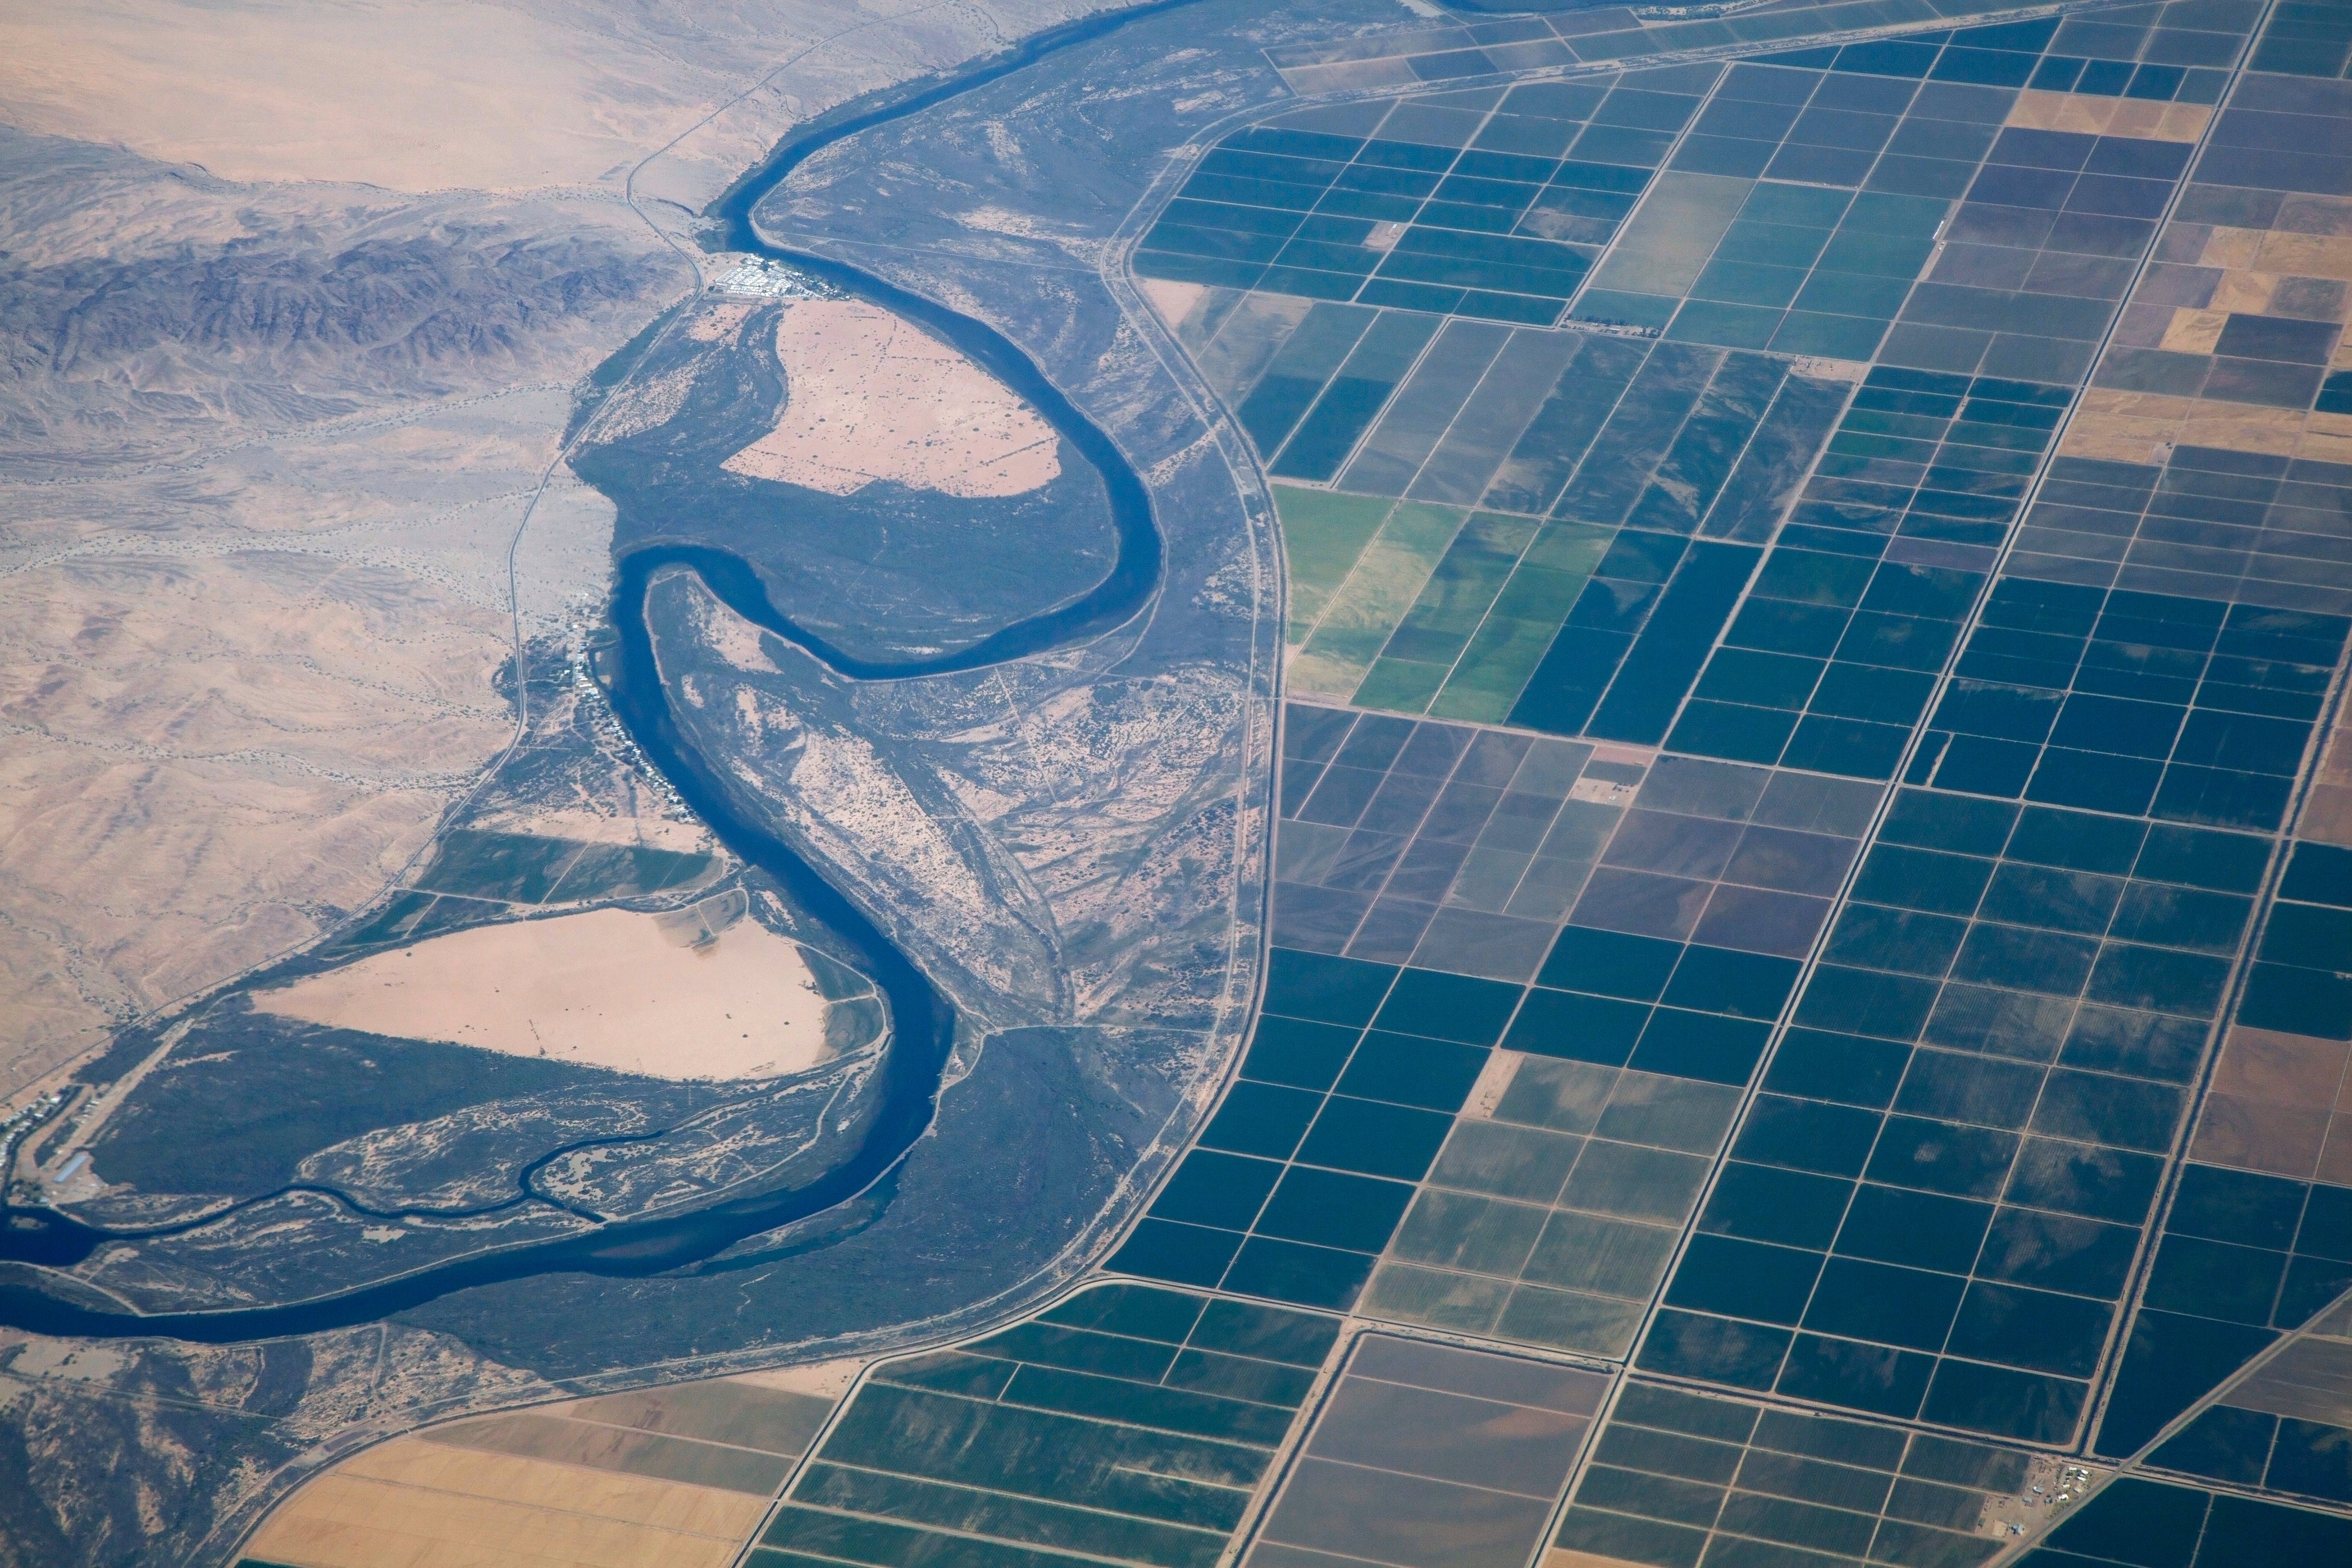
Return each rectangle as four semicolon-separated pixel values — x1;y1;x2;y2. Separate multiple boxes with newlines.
0;0;1106;1098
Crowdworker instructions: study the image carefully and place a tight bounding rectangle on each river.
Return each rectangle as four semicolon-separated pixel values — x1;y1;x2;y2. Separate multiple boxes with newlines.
0;0;1197;1342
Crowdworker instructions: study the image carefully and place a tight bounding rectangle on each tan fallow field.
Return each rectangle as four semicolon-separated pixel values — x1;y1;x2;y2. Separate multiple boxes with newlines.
722;297;1061;497
238;1363;855;1568
1137;276;1206;331
2059;187;2352;469
250;896;832;1080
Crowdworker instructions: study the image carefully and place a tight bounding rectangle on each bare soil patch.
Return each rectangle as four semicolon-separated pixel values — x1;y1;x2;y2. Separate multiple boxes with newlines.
239;1363;846;1568
239;1442;762;1568
251;901;832;1080
722;298;1060;498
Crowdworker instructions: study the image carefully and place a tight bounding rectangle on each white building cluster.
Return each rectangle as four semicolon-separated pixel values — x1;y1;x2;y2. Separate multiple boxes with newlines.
711;257;837;299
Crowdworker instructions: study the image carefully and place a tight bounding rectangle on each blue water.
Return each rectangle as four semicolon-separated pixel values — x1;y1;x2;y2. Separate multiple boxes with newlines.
0;0;1198;1342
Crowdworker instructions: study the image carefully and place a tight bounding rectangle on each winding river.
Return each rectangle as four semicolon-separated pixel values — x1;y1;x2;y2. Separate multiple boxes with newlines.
0;0;1200;1342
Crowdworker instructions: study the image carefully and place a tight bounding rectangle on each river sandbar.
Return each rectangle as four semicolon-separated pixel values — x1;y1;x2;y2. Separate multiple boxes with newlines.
721;298;1060;498
252;901;831;1080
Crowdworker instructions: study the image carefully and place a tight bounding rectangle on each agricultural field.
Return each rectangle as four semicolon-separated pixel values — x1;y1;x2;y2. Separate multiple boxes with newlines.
1114;0;2352;1559
752;1283;1338;1568
238;1370;845;1568
45;0;2352;1564
1248;1336;1608;1568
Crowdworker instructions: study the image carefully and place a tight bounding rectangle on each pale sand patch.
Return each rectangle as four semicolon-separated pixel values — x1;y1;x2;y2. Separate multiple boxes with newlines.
241;1444;762;1568
468;809;715;855
2005;90;2209;143
2258;232;2352;283
686;301;758;342
734;1356;866;1400
1138;276;1206;329
2131;100;2213;143
697;597;785;674
2306;410;2352;463
2057;418;2172;466
2060;388;2350;466
2202;226;2268;272
241;1361;854;1568
2160;308;2229;356
2009;88;2116;137
721;298;1060;498
251;902;831;1080
2207;271;2279;315
2186;406;2316;457
2301;659;2352;849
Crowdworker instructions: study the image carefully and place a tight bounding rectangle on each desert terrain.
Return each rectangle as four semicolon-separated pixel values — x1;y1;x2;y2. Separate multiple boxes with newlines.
0;0;1105;1100
0;4;1168;1564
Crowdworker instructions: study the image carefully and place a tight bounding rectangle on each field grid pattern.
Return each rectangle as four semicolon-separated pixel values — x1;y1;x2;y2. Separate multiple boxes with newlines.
751;1284;1337;1568
166;3;2352;1568
1109;0;2352;1563
242;5;2352;1568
